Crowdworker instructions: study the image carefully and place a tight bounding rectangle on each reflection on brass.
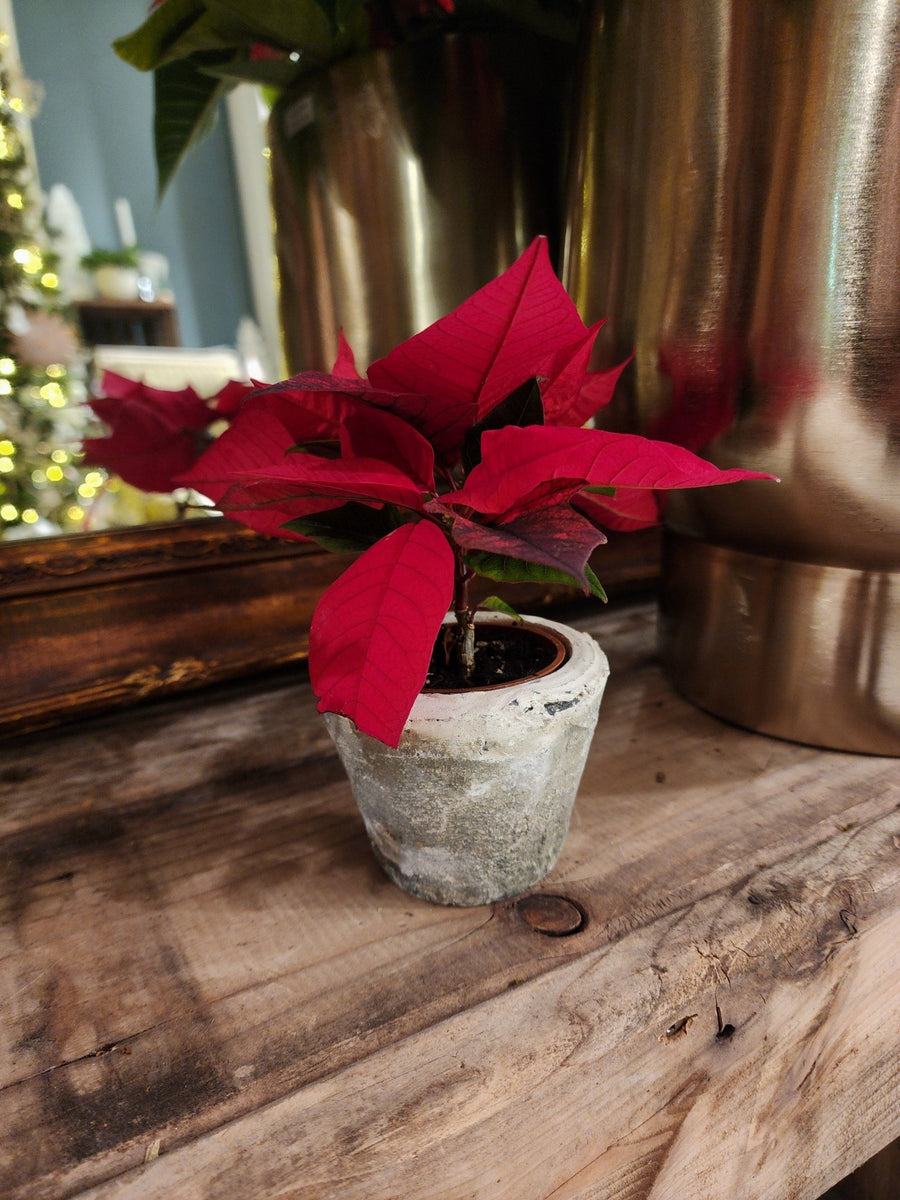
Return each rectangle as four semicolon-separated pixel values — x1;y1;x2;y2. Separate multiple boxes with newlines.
269;34;569;372
566;2;900;753
661;532;900;756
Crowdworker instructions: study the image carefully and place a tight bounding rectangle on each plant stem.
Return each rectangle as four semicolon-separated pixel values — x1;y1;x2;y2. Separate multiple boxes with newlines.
453;547;475;680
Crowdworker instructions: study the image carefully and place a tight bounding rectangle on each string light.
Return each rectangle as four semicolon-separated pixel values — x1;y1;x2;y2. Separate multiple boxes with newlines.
0;32;95;535
40;381;65;406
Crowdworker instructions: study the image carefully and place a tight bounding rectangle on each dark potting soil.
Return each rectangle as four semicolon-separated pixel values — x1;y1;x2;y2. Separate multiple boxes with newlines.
423;624;566;692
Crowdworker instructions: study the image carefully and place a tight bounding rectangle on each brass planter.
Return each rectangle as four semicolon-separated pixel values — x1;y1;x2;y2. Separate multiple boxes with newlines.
565;1;900;754
660;532;900;756
269;34;571;373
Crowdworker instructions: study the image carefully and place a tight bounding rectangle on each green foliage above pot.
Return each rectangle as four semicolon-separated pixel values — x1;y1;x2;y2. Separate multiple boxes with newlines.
113;0;586;194
80;246;141;271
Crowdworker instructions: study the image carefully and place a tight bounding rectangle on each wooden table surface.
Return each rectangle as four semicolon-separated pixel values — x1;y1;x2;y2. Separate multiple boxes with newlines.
2;600;899;1200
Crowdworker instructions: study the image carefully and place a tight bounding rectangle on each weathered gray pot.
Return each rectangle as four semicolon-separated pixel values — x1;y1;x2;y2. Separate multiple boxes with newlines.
324;614;610;906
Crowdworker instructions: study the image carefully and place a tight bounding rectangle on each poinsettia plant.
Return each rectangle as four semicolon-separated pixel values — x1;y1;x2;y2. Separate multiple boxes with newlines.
175;237;775;747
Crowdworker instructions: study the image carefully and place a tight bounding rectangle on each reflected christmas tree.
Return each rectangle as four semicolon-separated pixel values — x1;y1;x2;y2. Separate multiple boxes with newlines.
0;28;99;539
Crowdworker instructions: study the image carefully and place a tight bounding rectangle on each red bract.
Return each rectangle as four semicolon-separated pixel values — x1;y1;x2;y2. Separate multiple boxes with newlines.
449;507;605;590
183;393;434;542
83;371;225;494
367;237;604;453
212;378;258;418
179;237;777;746
445;425;769;519
309;522;455;747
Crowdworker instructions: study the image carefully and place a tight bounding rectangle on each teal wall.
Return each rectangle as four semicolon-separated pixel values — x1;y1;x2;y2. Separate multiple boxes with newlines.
15;0;254;349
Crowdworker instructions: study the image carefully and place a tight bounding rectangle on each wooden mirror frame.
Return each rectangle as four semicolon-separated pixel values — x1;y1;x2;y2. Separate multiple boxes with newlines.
3;521;660;738
3;520;349;737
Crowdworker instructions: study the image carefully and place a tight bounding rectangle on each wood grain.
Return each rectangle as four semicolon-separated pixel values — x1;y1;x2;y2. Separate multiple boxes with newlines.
1;600;898;1199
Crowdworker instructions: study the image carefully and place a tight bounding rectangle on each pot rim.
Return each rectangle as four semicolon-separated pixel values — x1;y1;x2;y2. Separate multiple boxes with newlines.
422;618;571;695
405;612;609;725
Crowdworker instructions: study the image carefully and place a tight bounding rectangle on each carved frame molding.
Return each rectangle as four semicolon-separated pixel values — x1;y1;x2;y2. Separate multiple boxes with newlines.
4;521;660;739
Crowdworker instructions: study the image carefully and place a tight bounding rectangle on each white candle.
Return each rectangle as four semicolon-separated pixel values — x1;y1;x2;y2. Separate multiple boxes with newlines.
114;197;137;248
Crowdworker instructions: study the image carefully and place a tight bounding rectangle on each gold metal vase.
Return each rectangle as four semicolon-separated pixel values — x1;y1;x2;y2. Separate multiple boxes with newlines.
565;0;900;754
268;33;571;373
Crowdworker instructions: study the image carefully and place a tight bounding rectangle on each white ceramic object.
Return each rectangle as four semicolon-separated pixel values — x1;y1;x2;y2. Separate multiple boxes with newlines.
325;613;610;906
92;265;140;300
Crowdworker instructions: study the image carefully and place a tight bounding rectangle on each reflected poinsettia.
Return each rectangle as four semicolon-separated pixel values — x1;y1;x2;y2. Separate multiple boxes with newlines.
83;371;255;495
179;237;776;747
648;340;743;454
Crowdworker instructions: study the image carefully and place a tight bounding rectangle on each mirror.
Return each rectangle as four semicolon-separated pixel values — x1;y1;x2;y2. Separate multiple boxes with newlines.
2;0;279;544
1;0;662;736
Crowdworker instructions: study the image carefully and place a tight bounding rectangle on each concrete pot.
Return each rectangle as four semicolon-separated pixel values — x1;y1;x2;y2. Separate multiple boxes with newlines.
324;613;610;906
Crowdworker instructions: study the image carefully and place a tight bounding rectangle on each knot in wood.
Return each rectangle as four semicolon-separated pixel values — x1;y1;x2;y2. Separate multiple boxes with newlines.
516;894;586;936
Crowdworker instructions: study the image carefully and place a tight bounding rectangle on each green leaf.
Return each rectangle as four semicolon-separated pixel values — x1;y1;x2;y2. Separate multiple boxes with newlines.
479;595;523;621
462;378;544;472
468;552;608;602
282;501;407;552
583;563;608;603
313;0;372;38
286;438;342;459
113;0;207;71
467;551;588;594
200;55;306;90
114;4;262;69
583;484;617;497
206;0;368;59
332;0;370;31
154;58;229;196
